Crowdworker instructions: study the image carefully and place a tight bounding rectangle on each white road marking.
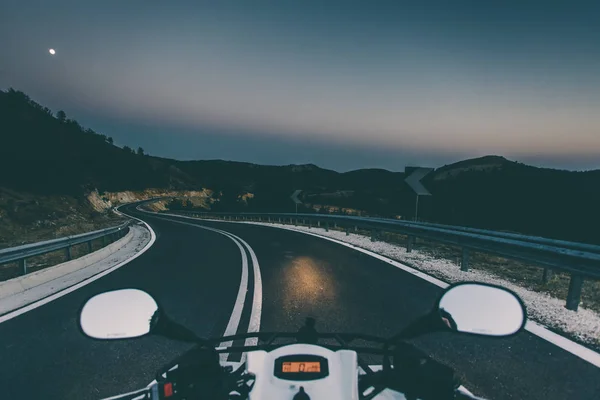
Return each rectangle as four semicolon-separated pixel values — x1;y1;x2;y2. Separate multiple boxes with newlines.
201;218;600;369
236;235;263;346
146;214;262;362
524;320;600;368
209;231;248;362
0;206;157;324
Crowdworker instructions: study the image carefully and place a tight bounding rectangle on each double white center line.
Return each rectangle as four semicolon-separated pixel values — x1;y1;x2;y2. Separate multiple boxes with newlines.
147;213;263;362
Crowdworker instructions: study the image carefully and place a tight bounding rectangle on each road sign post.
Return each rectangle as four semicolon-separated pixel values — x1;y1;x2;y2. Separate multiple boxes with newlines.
415;194;420;223
405;167;434;221
290;190;302;213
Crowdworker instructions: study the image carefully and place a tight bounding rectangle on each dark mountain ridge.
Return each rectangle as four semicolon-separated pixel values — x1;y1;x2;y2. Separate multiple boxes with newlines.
1;88;599;244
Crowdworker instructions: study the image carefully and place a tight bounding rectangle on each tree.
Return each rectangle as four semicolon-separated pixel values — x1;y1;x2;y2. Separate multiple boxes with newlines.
67;119;82;131
107;137;114;145
56;110;66;122
137;147;145;156
123;145;134;153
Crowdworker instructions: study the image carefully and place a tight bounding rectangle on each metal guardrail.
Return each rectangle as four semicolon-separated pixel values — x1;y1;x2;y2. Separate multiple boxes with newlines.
0;221;131;276
382;219;600;255
170;210;600;312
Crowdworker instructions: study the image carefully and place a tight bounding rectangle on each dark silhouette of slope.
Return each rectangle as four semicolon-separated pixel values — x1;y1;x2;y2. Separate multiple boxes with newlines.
425;157;600;244
175;160;342;212
0;89;197;195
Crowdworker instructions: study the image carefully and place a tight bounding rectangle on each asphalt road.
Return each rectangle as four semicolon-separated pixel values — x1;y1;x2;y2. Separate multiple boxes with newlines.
0;205;598;399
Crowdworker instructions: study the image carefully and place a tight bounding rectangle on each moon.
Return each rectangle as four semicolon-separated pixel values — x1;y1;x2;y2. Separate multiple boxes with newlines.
49;48;56;55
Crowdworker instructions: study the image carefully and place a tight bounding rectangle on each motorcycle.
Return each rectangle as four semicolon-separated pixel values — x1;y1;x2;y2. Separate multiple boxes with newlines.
79;282;527;400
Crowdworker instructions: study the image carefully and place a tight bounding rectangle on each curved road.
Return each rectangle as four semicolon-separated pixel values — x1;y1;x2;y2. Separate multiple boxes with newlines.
0;204;598;399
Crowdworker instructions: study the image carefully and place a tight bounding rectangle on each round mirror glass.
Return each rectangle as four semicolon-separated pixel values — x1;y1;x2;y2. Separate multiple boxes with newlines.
438;283;525;336
80;289;158;339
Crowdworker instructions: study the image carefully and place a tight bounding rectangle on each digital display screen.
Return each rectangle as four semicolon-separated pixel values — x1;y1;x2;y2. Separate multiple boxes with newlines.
274;355;329;381
282;361;321;373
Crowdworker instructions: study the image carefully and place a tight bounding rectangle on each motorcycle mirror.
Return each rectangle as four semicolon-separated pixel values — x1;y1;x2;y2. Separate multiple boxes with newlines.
79;289;159;340
437;283;526;337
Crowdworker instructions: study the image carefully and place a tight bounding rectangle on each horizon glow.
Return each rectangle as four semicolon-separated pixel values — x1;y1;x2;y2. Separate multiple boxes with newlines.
1;1;599;171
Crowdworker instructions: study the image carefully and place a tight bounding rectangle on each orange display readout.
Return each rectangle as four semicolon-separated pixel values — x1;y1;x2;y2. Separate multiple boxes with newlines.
281;361;321;373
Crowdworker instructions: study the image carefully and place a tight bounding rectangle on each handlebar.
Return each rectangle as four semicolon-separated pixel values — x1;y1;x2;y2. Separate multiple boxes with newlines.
99;338;491;400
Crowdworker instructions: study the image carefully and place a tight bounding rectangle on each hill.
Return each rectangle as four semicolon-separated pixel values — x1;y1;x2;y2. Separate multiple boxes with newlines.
0;89;199;195
425;157;600;243
1;88;599;245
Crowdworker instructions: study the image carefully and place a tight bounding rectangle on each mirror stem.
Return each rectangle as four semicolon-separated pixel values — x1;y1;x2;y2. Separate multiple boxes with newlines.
388;312;445;344
153;312;204;344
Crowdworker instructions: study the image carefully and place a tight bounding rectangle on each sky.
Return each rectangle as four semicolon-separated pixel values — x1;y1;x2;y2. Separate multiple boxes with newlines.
1;1;599;172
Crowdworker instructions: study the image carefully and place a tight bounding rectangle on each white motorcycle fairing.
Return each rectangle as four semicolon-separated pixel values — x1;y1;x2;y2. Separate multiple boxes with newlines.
230;343;478;400
245;343;358;399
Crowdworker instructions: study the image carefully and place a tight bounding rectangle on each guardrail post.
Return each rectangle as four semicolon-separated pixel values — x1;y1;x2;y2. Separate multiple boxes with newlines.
371;230;377;242
345;227;349;236
317;221;320;227
102;235;107;246
325;222;329;232
87;240;93;253
279;217;282;223
407;236;414;252
355;226;358;232
461;248;470;272
542;268;553;283
20;259;27;275
65;246;72;261
294;219;297;226
566;274;583;311
308;220;311;229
